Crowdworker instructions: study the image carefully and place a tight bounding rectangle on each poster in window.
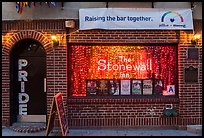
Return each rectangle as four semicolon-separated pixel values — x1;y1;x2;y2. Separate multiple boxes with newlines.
97;80;109;95
154;79;163;95
132;80;142;95
110;80;120;95
143;79;153;95
86;80;97;95
121;80;131;95
163;85;175;96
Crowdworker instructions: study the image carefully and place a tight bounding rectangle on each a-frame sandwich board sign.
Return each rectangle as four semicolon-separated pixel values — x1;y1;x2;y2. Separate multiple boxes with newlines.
46;92;69;136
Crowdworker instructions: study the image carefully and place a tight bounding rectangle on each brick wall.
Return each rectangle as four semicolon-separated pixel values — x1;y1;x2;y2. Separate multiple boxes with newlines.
67;29;180;128
2;19;202;129
67;19;202;129
69;29;179;44
67;98;179;129
178;19;202;127
2;20;67;127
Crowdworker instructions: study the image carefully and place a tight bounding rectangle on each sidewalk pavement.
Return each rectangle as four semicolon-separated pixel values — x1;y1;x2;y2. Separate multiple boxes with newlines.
2;127;202;136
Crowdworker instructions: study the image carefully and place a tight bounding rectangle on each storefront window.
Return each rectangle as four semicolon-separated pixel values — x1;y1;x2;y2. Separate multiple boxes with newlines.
69;45;177;97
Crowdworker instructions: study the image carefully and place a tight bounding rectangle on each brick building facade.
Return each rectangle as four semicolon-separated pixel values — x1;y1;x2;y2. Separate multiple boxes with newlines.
2;18;202;129
2;2;202;129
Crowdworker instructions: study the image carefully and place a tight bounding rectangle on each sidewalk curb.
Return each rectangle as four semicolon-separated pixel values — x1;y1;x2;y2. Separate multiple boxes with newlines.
187;125;202;134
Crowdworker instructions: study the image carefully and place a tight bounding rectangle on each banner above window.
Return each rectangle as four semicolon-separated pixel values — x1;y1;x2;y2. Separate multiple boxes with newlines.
79;8;193;30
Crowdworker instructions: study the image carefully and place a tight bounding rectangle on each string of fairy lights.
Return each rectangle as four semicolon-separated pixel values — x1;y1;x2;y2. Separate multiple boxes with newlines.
70;45;176;96
16;2;57;14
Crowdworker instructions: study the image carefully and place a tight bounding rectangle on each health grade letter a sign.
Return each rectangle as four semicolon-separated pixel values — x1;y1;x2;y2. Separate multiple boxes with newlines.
79;8;193;30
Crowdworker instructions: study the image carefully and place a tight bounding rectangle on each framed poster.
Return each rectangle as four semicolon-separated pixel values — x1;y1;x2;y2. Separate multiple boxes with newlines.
143;79;153;95
132;80;142;95
121;80;131;95
154;79;163;95
86;80;97;95
97;80;109;95
110;80;120;95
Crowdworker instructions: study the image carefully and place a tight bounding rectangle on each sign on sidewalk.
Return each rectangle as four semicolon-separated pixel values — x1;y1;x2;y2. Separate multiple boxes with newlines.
46;92;69;136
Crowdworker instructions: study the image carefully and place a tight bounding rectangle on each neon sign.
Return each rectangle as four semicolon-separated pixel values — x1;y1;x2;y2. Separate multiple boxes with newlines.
98;56;152;71
70;45;176;96
97;55;152;78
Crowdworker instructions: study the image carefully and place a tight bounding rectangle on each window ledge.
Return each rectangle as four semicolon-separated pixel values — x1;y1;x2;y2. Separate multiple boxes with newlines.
67;96;179;104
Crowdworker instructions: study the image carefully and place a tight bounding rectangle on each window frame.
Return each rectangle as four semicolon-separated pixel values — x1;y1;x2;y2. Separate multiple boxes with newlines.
67;43;179;98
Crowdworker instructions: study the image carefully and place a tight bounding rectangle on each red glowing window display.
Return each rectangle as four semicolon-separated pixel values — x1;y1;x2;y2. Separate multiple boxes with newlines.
69;45;177;97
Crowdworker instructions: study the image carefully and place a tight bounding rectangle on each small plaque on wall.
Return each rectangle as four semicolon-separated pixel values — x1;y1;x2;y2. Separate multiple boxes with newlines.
185;66;198;83
187;48;198;60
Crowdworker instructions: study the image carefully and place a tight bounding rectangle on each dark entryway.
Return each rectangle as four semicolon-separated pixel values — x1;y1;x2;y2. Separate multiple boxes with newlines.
10;38;47;124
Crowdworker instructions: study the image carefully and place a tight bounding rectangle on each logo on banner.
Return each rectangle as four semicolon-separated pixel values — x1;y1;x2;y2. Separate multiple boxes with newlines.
161;11;184;22
159;11;186;28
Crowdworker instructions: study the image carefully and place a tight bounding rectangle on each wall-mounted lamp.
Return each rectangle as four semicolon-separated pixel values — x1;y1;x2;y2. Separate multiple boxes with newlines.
51;34;59;48
191;33;201;45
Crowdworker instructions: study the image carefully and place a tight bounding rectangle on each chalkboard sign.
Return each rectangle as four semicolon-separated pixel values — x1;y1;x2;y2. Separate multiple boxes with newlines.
46;92;69;136
55;92;69;136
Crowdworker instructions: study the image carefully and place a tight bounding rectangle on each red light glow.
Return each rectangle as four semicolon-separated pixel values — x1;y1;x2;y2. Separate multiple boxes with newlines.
70;45;176;96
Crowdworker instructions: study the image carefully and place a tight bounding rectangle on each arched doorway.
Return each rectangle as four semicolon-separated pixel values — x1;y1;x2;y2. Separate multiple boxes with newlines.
10;38;47;124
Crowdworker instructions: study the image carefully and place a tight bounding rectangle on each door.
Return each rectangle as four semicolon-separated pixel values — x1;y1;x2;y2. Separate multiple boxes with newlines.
10;38;47;123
